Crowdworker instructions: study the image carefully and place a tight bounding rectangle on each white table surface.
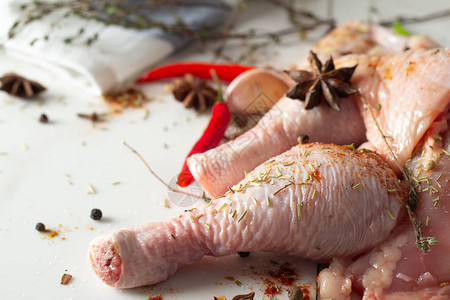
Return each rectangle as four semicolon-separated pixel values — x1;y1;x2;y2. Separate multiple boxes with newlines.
1;1;449;300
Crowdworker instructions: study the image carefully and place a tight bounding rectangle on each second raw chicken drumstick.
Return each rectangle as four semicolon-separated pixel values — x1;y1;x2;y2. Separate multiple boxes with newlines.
89;142;407;288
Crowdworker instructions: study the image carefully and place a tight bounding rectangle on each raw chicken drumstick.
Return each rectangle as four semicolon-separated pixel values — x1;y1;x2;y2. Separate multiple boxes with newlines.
188;48;450;198
188;96;366;198
89;143;407;288
187;21;442;198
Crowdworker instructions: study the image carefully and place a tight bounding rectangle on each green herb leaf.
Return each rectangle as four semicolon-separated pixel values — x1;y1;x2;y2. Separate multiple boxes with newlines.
392;21;411;36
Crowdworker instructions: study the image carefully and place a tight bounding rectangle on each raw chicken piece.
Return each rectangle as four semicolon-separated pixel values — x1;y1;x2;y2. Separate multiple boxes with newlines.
300;20;439;67
189;48;450;197
188;21;441;197
336;48;450;173
188;97;366;197
89;143;407;288
318;115;450;300
224;21;439;117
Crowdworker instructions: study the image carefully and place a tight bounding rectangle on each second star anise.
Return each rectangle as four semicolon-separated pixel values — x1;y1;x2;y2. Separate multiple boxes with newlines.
284;51;358;111
0;72;46;98
172;73;218;112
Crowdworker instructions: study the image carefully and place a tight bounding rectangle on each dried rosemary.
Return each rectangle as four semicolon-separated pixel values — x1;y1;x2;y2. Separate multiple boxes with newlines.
359;93;437;252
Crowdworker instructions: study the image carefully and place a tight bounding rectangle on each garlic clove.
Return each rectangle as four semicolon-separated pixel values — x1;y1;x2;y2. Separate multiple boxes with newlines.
225;69;290;114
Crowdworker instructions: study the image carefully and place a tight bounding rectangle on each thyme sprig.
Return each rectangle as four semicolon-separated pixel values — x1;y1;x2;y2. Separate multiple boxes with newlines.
406;204;438;252
123;140;203;200
8;0;232;46
8;1;450;63
377;8;450;27
358;93;437;253
7;0;335;62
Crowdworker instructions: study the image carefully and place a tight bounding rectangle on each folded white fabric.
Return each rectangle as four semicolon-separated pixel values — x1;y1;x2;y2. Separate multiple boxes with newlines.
0;0;231;95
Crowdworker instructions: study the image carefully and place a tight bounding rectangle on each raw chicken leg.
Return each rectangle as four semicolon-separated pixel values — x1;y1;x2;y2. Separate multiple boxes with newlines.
224;20;439;116
337;48;450;173
188;97;366;198
89;143;407;288
189;48;450;197
187;22;441;197
317;115;450;299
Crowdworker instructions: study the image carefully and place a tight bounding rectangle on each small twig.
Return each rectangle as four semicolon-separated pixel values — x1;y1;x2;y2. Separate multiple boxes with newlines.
358;92;436;252
77;112;105;122
265;0;332;24
273;182;294;196
212;1;245;60
122;140;202;199
379;8;450;26
358;94;402;169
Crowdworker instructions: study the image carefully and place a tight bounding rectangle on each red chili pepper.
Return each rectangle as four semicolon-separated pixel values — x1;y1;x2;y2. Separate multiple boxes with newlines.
176;71;231;187
136;62;254;83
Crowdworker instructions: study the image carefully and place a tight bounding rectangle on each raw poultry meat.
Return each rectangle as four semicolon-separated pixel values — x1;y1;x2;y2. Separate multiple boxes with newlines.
88;22;449;293
188;96;366;198
336;48;450;174
188;48;449;197
317;115;450;300
187;21;441;198
300;20;440;67
222;21;439;135
89;143;407;288
222;21;439;117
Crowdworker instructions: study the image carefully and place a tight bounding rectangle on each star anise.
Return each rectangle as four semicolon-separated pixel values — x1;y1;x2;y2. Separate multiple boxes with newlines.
172;73;218;112
0;72;46;98
284;51;357;111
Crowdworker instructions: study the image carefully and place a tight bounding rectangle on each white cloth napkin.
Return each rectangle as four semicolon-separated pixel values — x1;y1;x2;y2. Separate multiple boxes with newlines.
0;0;231;95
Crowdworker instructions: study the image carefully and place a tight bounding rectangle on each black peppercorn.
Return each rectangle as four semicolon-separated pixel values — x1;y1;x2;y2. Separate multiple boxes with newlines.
288;286;303;300
35;222;46;232
39;114;49;123
237;251;250;257
90;208;102;220
297;134;309;145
